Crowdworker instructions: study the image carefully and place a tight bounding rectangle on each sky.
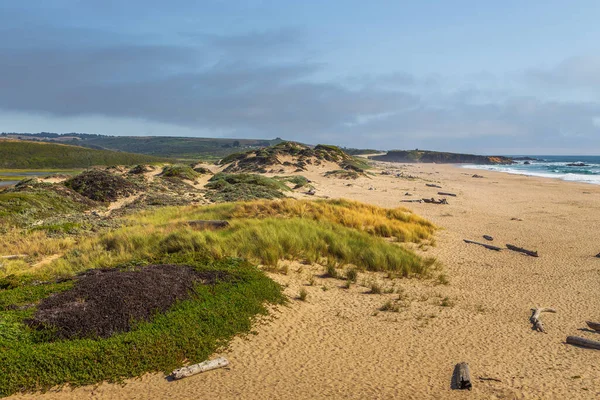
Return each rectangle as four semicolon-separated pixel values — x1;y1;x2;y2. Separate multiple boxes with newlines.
1;1;600;154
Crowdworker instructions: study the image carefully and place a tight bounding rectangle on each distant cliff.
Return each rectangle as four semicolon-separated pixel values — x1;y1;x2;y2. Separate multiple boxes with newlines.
369;150;513;165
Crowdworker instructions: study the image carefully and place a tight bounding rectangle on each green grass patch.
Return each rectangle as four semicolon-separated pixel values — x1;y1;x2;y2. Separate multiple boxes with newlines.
161;164;201;181
0;257;283;397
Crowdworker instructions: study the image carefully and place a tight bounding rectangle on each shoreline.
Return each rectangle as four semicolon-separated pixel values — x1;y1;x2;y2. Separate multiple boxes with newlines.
460;162;600;186
9;162;600;400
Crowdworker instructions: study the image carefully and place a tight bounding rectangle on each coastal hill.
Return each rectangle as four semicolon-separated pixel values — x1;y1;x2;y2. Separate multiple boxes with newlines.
0;139;168;169
0;132;284;161
219;141;367;175
369;149;513;164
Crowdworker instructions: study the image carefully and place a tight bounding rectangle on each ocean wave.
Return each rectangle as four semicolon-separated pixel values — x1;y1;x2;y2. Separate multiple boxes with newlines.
462;164;600;185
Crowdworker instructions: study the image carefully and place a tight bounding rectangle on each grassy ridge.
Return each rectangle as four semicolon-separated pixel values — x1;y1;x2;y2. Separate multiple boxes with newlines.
0;140;168;169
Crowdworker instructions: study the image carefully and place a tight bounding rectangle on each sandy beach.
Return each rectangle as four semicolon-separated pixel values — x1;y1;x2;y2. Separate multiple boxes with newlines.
10;162;600;400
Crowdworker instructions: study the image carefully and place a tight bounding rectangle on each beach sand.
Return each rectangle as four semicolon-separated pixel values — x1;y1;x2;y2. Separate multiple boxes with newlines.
10;163;600;399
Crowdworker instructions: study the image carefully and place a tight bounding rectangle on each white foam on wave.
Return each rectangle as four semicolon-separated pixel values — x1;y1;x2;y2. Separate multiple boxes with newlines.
461;164;600;185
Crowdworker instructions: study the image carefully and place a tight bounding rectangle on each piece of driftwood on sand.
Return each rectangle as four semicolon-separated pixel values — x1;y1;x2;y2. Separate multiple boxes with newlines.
483;235;493;241
506;244;538;257
422;198;448;205
530;307;556;333
585;321;600;331
463;239;502;251
479;376;502;383
171;357;229;380
438;192;457;197
566;336;600;350
426;183;442;188
186;220;230;230
400;199;423;203
454;362;472;390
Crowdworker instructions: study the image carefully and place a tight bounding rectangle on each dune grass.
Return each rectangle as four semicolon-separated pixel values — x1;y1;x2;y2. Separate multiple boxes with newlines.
0;198;437;396
1;199;435;281
0;189;91;228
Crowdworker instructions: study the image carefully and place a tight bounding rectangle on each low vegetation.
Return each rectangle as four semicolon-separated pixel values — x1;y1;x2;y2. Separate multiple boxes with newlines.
0;180;96;227
205;173;290;202
161;164;200;181
0;140;167;169
221;141;354;173
324;170;361;179
0;195;437;396
0;256;283;397
64;169;138;202
1;133;284;161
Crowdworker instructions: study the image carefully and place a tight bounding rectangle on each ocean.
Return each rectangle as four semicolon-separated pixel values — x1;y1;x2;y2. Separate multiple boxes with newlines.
463;155;600;185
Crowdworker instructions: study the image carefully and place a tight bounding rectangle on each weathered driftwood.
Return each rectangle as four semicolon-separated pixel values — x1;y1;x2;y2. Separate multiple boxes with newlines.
171;357;229;380
566;336;600;350
478;376;502;383
305;189;316;195
426;183;442;188
585;321;600;332
0;254;27;260
186;220;230;230
596;252;600;258
400;199;423;203
506;244;538;257
483;235;494;241
472;174;484;178
422;198;448;205
530;307;556;333
454;362;472;390
463;239;502;251
438;192;457;197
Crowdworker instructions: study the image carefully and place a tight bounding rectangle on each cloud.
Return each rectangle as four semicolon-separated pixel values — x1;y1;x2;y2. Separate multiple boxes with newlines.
0;16;599;153
525;56;600;88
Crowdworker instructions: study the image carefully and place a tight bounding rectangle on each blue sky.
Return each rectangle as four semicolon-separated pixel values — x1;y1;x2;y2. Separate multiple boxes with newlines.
1;1;599;154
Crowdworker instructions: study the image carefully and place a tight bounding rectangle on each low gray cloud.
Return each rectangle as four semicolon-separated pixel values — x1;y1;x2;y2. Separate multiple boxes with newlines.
0;20;599;153
525;56;600;90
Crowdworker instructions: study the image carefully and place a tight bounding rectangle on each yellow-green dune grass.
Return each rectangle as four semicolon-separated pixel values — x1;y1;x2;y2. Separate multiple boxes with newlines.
1;199;436;281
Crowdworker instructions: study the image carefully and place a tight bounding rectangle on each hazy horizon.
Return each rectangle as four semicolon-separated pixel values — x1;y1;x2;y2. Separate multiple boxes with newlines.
1;1;600;155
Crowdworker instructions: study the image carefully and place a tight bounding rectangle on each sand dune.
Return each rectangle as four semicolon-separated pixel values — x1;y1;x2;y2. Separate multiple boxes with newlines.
10;163;600;400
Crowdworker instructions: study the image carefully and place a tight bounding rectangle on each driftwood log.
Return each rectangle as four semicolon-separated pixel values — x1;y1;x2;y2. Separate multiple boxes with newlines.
530;307;556;333
186;220;230;230
479;376;502;383
426;183;442;188
400;199;423;203
422;198;448;205
438;192;457;197
506;244;538;257
585;321;600;331
463;239;502;251
566;336;600;350
171;357;229;380
454;362;472;390
483;235;494;241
